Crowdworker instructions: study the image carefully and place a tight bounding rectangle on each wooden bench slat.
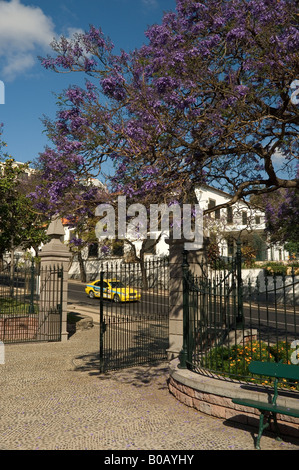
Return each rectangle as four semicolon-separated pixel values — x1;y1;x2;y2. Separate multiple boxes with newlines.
232;398;299;418
249;361;299;381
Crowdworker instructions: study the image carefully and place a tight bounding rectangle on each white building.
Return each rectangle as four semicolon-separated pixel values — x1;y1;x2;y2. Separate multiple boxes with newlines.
195;185;287;261
63;185;288;267
130;185;288;261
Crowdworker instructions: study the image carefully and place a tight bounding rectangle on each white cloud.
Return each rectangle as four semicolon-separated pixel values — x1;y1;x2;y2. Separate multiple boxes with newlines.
66;27;85;39
2;52;35;78
272;150;286;163
142;0;158;8
0;0;55;80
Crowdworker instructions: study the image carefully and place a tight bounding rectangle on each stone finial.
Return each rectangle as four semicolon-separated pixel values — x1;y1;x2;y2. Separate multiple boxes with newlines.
40;215;70;258
46;216;65;238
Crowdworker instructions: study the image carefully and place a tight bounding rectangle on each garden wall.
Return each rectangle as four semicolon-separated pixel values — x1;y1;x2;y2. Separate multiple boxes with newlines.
237;269;298;304
0;315;38;341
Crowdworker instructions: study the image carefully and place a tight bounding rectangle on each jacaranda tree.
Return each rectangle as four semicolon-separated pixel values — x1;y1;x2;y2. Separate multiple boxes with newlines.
37;0;298;215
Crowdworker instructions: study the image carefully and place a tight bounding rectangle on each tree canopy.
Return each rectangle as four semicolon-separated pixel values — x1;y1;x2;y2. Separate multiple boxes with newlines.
35;0;298;216
0;159;49;257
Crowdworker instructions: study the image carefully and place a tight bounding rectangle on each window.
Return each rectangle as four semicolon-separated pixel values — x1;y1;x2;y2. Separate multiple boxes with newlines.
208;199;216;210
255;215;261;225
111;240;124;256
88;243;98;258
242;211;248;225
94;281;108;288
227;206;233;224
208;198;220;219
143;238;156;254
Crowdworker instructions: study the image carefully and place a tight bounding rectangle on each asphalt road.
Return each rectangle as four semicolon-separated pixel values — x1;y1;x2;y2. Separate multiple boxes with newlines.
67;280;298;340
67;280;169;316
68;281;96;307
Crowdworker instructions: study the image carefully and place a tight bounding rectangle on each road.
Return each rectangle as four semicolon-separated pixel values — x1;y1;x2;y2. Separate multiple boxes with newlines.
68;281;96;307
67;280;298;340
67;280;169;316
240;302;298;342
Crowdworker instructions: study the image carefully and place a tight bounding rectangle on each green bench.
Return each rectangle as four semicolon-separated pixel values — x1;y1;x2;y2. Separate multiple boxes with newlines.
232;361;299;449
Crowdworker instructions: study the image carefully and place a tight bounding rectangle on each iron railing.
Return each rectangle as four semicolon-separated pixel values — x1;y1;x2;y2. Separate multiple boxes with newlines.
181;247;299;390
0;260;63;343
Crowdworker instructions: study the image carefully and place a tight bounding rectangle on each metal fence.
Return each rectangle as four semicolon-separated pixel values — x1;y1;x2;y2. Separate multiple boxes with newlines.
95;258;169;372
182;248;299;389
0;260;63;343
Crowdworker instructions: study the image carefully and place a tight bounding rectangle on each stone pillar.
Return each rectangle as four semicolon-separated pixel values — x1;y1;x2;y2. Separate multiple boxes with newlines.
39;217;71;342
166;238;207;361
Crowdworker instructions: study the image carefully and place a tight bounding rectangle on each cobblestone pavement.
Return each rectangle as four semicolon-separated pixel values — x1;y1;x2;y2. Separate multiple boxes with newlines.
0;326;298;452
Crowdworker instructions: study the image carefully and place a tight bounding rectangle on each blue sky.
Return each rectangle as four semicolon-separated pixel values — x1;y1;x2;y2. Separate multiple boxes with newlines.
0;0;176;170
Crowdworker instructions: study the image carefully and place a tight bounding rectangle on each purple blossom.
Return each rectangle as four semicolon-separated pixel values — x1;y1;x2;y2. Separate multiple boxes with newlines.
69;237;84;247
142;180;157;191
101;74;126;101
154;76;178;94
65;87;85;105
100;245;110;254
141;166;160;177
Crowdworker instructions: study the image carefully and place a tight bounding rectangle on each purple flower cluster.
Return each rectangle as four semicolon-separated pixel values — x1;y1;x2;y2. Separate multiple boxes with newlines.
100;74;126;101
69;237;84;247
100;245;110;254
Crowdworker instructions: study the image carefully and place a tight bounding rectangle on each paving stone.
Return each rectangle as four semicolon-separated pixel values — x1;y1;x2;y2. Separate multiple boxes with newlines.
0;326;298;451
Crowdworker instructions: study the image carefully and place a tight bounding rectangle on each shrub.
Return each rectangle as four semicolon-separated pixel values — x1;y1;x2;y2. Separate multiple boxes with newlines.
262;261;299;276
241;246;257;268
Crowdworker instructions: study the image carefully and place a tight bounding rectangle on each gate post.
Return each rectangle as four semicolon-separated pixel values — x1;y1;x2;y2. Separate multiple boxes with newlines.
166;238;207;361
178;250;189;369
39;217;71;342
236;240;244;328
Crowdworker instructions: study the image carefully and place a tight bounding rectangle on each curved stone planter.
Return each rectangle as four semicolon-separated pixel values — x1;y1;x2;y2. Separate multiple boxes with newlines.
169;359;299;439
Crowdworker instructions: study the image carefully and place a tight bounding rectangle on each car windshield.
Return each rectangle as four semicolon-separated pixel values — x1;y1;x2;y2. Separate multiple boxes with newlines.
109;281;125;288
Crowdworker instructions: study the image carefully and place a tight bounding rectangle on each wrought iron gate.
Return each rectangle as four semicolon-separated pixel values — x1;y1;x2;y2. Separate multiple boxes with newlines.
0;260;64;343
98;259;169;372
38;264;64;342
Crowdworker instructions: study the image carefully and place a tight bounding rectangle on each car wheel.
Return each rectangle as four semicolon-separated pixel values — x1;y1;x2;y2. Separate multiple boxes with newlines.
113;294;120;303
88;290;95;298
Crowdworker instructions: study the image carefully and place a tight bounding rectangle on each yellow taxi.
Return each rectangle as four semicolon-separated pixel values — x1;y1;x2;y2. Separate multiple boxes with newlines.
85;279;141;302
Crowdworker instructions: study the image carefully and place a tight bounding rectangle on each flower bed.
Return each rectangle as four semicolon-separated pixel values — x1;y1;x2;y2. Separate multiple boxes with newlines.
200;340;299;391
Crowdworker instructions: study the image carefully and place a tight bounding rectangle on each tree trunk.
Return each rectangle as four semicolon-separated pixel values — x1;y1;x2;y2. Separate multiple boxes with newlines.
139;252;148;290
78;251;87;283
